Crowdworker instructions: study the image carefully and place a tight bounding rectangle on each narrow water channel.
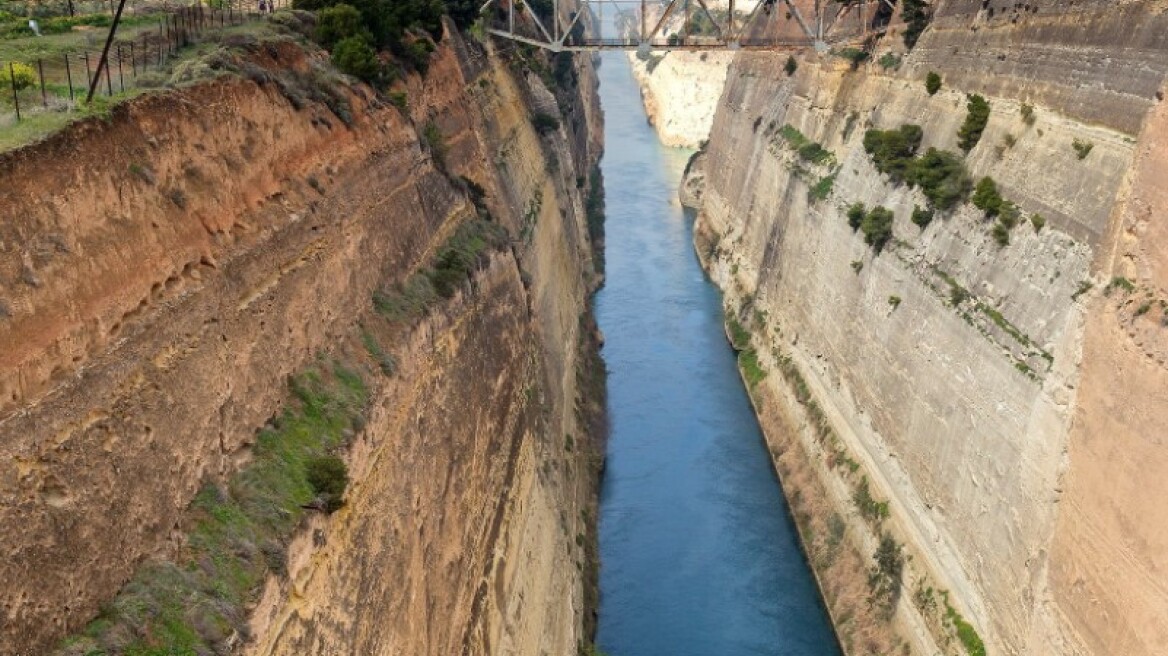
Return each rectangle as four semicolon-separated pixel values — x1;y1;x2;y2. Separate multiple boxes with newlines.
592;53;842;656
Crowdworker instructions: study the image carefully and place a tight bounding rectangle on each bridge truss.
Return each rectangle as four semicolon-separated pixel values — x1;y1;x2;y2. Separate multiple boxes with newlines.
478;0;896;51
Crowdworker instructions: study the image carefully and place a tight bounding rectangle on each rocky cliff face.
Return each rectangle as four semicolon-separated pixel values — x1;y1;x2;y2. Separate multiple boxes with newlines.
0;23;603;656
628;50;734;148
688;1;1168;654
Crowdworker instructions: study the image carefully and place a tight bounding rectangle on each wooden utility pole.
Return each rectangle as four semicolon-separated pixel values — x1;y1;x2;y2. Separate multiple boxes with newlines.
87;0;129;103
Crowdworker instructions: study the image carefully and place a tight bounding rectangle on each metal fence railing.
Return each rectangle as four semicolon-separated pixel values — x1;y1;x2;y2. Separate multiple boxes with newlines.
1;0;288;126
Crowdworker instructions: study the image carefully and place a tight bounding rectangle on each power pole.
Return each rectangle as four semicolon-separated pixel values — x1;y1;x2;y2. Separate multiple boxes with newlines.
87;0;129;103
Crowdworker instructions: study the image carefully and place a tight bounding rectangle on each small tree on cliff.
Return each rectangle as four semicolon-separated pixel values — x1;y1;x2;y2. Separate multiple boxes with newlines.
925;71;941;95
314;3;371;49
332;36;382;83
901;0;932;49
785;55;797;76
957;94;992;153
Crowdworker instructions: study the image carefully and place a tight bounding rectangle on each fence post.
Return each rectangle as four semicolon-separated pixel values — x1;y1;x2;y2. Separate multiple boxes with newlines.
83;52;92;88
65;52;75;101
38;58;47;107
105;53;113;95
9;63;20;121
129;41;136;77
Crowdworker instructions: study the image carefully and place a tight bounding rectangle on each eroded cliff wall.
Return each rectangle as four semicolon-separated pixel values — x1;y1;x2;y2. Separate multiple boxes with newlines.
689;1;1168;654
0;22;603;656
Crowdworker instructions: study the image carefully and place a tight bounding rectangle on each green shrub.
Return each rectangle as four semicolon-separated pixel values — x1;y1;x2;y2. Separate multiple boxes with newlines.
835;47;869;66
777;123;810;149
1020;102;1036;126
846;202;866;231
888;295;902;309
784;55;797;76
332;35;381;82
1072;138;1094;160
2;61;36;91
869;533;904;607
901;0;931;48
957;94;991;152
946;604;987;656
1105;276;1136;295
998;200;1021;229
878;53;901;70
315;4;369;49
306;455;349;512
1030;213;1045;232
853;476;890;523
991;222;1010;247
808;173;835;202
971;177;1003;217
402;37;436;73
863;124;923;183
797;141;832;165
911;205;934;228
925;71;941;95
389;90;408;110
861;206;895;253
429;220;508;297
906;148;971;211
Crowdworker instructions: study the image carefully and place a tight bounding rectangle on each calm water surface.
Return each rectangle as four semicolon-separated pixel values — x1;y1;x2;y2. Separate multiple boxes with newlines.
593;52;843;656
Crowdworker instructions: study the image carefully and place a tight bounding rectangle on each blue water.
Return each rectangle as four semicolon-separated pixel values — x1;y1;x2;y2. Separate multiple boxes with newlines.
592;53;843;656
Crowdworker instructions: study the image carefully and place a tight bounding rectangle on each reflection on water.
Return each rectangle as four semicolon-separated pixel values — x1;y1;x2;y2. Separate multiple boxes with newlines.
593;52;841;656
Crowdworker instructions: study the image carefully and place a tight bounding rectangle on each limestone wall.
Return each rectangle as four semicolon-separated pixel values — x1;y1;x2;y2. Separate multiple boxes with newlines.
691;2;1168;653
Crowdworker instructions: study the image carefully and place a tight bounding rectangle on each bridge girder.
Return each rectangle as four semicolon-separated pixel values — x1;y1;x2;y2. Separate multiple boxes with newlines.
478;0;891;52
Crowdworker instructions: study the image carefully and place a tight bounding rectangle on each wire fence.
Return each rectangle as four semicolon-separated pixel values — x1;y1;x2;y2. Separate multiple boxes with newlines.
1;0;288;127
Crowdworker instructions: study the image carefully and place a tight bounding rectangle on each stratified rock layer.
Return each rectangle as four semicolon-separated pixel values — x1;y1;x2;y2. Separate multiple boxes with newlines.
691;1;1168;654
0;26;604;656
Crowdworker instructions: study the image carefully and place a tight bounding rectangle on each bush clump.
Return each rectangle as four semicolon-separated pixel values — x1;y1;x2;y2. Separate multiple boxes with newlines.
925;71;941;95
869;533;905;605
332;35;382;82
911;205;934;228
784;55;797;76
971;176;1003;217
901;0;932;48
306;455;349;512
957;94;991;152
1072;138;1094;160
846;202;866;231
861;125;973;212
861;206;895;253
2;62;36;91
863;124;923;183
908;148;972;211
315;3;370;48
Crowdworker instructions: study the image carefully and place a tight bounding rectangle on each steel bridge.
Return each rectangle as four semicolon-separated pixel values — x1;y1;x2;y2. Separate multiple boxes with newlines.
478;0;895;52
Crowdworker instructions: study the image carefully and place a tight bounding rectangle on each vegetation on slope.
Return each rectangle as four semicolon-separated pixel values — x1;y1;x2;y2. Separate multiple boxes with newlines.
60;364;367;655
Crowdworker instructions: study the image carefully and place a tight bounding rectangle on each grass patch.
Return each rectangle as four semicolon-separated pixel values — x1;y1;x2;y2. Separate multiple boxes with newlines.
373;219;509;321
945;600;987;656
808;171;836;202
62;363;368;655
361;328;397;375
853;476;890;524
1105;276;1136;296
